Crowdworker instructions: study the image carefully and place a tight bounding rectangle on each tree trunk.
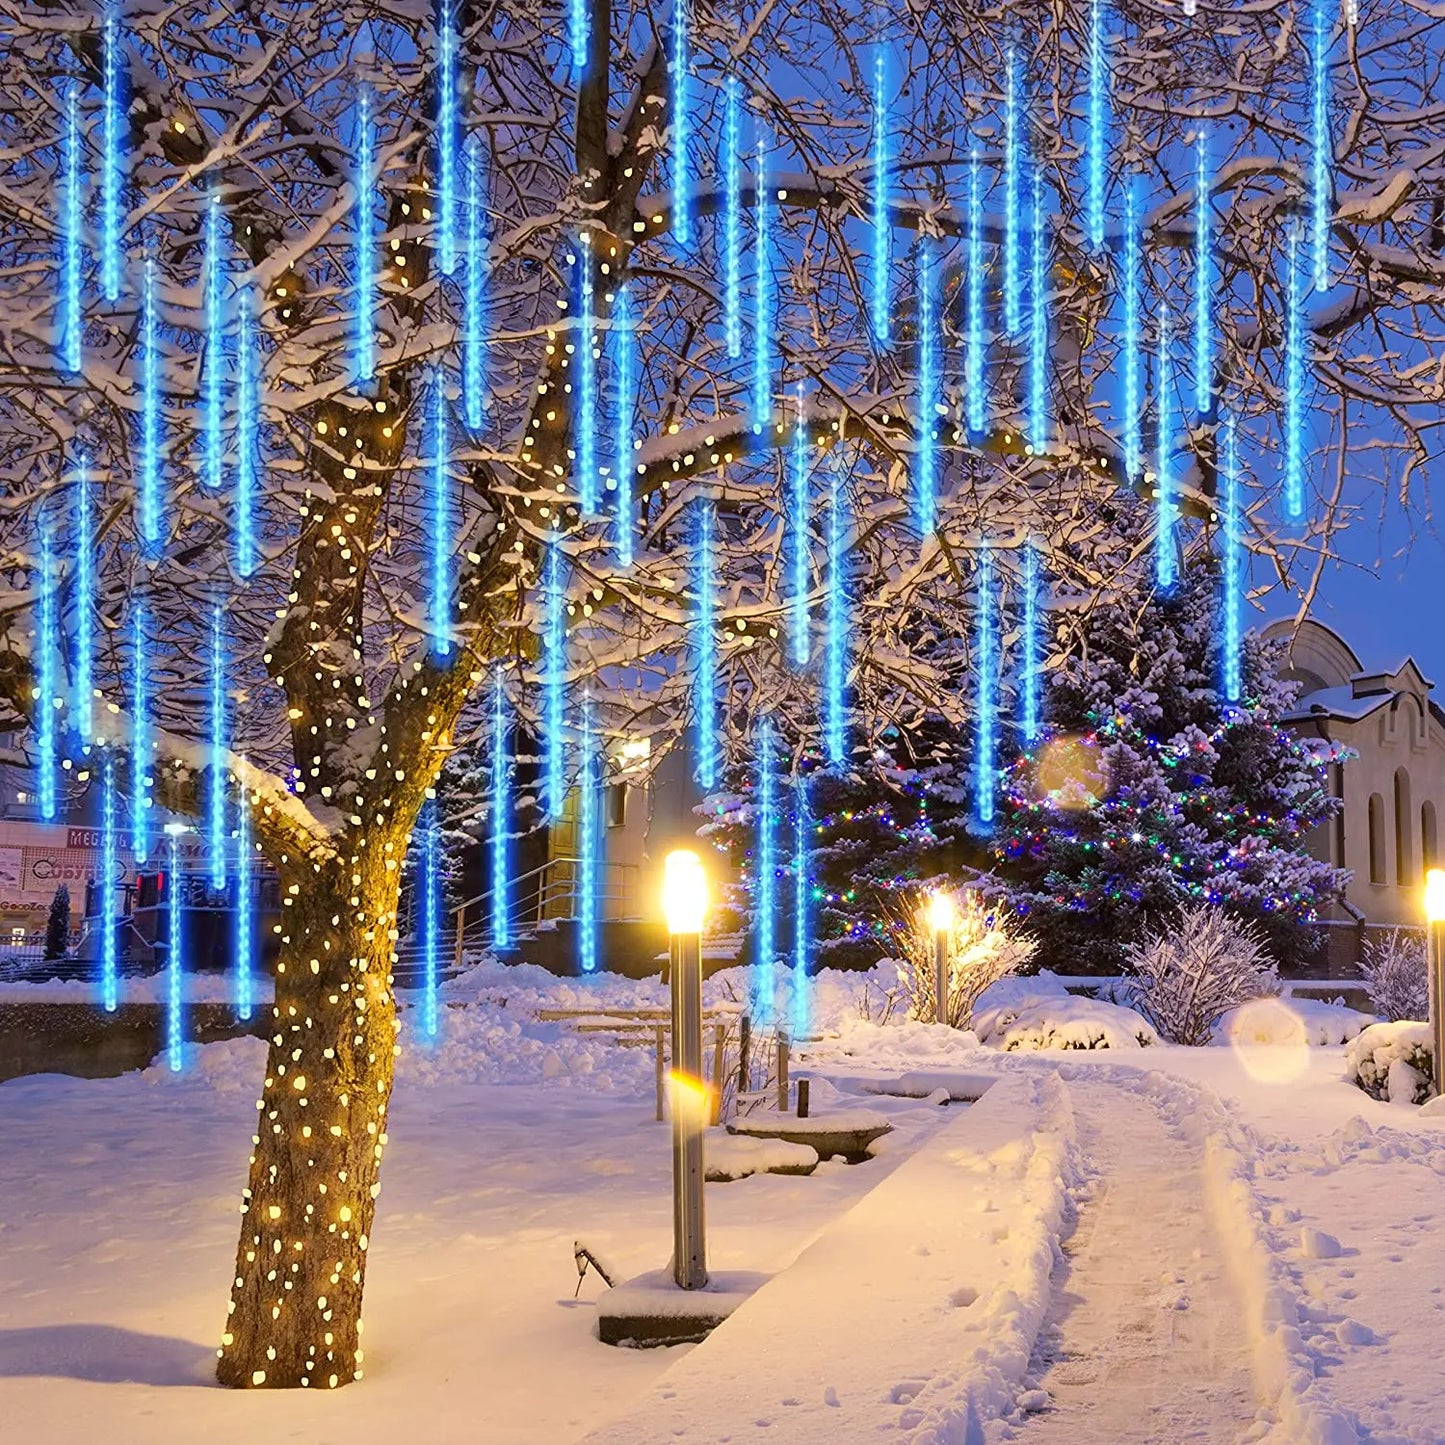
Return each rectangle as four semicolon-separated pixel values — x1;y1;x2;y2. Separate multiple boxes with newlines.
216;839;402;1389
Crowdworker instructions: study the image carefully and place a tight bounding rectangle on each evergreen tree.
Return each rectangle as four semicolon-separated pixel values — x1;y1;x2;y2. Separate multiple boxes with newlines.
43;884;70;961
710;721;989;971
992;555;1347;973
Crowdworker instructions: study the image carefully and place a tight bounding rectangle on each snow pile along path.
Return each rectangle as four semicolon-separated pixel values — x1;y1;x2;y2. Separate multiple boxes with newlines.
586;1071;1079;1443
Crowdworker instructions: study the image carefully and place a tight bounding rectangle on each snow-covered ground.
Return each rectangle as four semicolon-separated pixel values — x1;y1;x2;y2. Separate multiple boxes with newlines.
3;963;1445;1443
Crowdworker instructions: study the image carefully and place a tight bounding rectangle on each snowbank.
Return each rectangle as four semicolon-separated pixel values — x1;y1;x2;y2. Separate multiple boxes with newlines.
1344;1021;1435;1106
586;1071;1080;1441
1217;997;1374;1049
975;993;1158;1051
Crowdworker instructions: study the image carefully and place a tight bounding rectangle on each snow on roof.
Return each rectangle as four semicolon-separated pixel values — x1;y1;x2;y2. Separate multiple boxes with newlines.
1280;685;1392;723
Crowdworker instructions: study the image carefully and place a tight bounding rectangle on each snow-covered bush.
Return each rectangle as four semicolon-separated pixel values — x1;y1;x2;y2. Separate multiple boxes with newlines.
1216;996;1372;1048
1345;1022;1436;1105
1124;904;1279;1045
891;892;1036;1029
1359;928;1429;1023
977;994;1158;1051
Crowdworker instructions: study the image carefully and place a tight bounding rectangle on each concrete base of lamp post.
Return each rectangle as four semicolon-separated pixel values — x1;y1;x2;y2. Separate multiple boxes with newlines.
595;1268;766;1348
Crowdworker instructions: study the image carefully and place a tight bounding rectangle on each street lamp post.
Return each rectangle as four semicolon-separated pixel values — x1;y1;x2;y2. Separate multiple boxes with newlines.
929;891;954;1027
1427;869;1445;1096
663;850;709;1291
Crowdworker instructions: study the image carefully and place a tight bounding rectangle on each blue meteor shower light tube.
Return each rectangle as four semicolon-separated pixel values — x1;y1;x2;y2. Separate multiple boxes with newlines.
824;454;849;768
490;665;512;951
100;752;119;1012
973;545;997;828
236;282;259;578
543;538;567;821
578;694;600;974
204;194;224;492
1003;46;1023;336
1086;0;1110;253
723;76;743;360
1156;302;1178;589
1195;128;1214;416
100;7;124;304
208;601;228;891
916;243;939;535
1221;412;1243;705
1122;176;1142;481
671;0;691;248
612;282;637;566
789;388;810;667
577;240;599;515
166;827;184;1072
61;86;83;374
754;720;778;1027
235;767;253;1021
37;510;58;822
694;500;719;791
870;44;891;343
966;147;987;437
436;0;460;278
464;137;488;433
354;88;376;387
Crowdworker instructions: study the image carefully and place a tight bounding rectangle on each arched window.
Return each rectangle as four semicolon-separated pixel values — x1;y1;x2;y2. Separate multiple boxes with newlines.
1395;768;1413;885
1368;793;1387;885
1423;801;1439;874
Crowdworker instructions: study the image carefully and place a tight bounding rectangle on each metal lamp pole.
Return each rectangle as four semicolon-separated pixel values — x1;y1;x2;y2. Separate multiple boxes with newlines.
929;891;954;1027
664;850;708;1291
1427;870;1445;1095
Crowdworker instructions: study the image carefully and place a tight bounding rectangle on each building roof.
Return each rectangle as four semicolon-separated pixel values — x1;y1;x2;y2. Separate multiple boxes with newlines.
1264;618;1445;730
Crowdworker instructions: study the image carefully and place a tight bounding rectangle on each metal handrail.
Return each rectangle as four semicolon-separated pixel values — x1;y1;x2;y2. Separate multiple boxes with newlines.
450;856;642;967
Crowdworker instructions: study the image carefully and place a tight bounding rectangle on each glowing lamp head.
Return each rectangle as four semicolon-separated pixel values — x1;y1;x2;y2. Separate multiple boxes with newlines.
663;850;708;935
1426;869;1445;925
928;891;955;936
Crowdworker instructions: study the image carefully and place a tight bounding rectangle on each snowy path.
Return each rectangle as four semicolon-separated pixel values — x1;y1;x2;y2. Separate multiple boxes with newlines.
1003;1082;1258;1444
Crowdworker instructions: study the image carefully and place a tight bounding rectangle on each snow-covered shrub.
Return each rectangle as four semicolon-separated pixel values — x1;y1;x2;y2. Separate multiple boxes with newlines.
1124;904;1278;1045
1345;1021;1436;1105
1359;928;1429;1023
978;994;1158;1051
891;892;1036;1029
1216;996;1372;1047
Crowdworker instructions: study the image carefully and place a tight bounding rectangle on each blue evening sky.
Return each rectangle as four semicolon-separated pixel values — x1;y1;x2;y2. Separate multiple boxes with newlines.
1260;490;1445;686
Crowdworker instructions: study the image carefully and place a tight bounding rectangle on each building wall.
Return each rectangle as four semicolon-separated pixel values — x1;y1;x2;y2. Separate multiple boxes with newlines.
1325;696;1445;927
1268;621;1445;931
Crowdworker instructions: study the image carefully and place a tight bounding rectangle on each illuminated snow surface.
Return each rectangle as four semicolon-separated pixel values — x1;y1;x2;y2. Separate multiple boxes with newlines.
3;964;1445;1442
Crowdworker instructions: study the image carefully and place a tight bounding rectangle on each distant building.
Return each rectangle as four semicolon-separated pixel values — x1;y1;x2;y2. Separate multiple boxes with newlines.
1266;620;1445;957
